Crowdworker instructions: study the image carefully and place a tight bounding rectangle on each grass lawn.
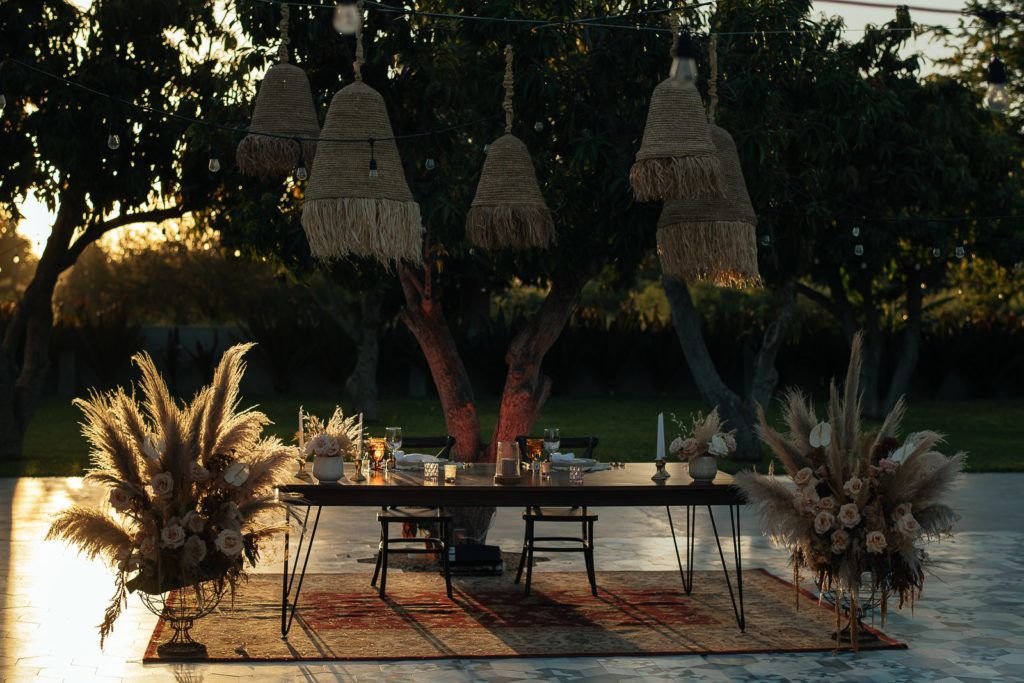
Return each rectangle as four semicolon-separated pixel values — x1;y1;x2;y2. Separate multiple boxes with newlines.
6;394;1023;477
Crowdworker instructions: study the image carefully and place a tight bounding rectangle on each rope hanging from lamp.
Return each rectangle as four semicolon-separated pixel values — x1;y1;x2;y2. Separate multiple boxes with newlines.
465;44;554;251
236;2;320;178
656;34;761;288
301;0;424;267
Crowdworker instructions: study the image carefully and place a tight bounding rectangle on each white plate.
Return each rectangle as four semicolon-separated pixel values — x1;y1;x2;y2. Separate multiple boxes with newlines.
550;458;597;470
396;458;448;470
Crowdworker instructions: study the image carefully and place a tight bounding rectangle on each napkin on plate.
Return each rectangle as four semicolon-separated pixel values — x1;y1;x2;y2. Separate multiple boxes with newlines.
550;452;576;462
395;453;441;464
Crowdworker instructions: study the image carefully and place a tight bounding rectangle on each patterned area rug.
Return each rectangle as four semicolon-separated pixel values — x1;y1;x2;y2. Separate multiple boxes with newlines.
144;570;904;662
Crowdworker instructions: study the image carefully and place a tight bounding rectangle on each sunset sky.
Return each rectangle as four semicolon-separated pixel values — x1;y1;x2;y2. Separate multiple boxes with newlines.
13;0;972;257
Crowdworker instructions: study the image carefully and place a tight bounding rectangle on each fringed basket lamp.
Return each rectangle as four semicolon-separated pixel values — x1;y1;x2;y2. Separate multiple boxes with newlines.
466;45;554;250
657;36;760;288
301;6;422;266
630;30;724;201
236;5;320;179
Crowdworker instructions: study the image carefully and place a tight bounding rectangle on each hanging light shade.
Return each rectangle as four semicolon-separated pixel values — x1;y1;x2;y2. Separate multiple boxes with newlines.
657;124;760;288
630;32;724;202
301;33;422;266
466;45;554;250
236;6;319;179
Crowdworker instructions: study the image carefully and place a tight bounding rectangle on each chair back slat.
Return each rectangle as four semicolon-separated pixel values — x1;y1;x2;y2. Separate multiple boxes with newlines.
400;435;456;460
514;435;598;459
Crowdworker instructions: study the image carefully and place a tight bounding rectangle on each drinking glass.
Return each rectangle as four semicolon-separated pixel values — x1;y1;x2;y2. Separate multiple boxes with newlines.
368;437;387;470
496;441;521;477
385;427;403;455
444;464;458;483
568;463;585;485
543;427;560;455
424;461;440;481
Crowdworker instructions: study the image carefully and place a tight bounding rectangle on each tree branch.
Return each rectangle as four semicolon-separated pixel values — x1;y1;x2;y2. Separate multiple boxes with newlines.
63;206;185;267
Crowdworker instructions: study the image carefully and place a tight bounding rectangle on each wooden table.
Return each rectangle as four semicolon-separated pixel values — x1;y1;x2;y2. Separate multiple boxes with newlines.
277;462;746;637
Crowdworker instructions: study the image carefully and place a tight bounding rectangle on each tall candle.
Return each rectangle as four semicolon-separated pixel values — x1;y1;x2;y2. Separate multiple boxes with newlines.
358;412;364;454
298;406;304;450
656;412;666;460
499;458;517;477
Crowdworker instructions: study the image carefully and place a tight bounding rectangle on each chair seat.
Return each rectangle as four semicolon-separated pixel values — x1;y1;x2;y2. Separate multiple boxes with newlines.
524;507;598;522
378;508;451;523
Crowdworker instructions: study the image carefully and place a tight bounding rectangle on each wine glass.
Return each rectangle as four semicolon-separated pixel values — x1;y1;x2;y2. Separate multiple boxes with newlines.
543;427;560;456
385;426;403;456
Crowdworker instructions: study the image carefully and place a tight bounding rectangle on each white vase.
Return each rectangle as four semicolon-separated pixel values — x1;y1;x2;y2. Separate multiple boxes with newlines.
313;456;344;483
688;455;718;483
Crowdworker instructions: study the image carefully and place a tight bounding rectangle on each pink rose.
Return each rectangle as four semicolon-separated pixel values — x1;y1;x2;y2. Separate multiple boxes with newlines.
137;534;158;559
160;524;186;549
879;458;899;475
838;503;861;529
109;487;132;511
724;433;737;453
793;467;814;486
843;477;864;497
830;529;849;553
865;530;888;554
895;514;920;538
182;511;206;534
669;437;685;455
814;511;835;535
151;472;173;497
215;529;244;557
893;502;912;520
801;489;820;513
819;496;837;512
680;438;700;460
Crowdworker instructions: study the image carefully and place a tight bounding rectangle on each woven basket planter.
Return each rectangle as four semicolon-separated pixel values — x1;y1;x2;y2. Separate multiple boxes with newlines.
631;78;724;202
236;62;320;179
657;125;760;288
301;81;422;266
467;134;554;250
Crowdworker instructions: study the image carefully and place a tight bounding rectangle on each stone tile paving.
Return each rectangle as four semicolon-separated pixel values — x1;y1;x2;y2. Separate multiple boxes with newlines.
0;474;1021;682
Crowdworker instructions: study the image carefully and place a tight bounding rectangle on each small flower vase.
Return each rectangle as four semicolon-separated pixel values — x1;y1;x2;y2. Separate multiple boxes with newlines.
688;455;718;483
313;455;343;484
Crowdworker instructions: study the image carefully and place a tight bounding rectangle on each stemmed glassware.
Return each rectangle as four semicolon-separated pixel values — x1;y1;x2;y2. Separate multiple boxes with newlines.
385;426;402;458
543;427;560;456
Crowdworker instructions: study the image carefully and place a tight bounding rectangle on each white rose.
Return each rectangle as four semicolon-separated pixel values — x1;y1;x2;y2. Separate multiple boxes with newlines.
793;467;814;486
801;489;820;513
814;511;835;535
109;487;132;511
151;472;173;497
708;434;729;457
866;530;888;554
724;433;737;453
141;433;165;461
843;477;864;497
310;433;332;457
809;421;832;449
190;462;210;483
160;524;186;549
895;514;921;538
893;502;912;520
879;458;899;474
819;496;837;512
669;437;685;455
838;503;861;529
137;534;158;559
830;529;850;553
182;535;208;565
223;461;250;487
214;529;244;557
182;511;206;534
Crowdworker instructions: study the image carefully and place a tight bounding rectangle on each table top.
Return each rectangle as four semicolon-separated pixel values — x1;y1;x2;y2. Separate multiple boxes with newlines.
278;461;744;507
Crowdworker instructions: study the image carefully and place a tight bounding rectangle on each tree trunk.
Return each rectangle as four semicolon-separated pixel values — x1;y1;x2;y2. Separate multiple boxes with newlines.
399;265;482;462
489;272;585;458
882;272;922;413
0;191;84;459
345;292;381;421
663;277;796;462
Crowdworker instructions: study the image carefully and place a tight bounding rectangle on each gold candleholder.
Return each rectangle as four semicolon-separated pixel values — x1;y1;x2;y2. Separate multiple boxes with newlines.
651;458;671;481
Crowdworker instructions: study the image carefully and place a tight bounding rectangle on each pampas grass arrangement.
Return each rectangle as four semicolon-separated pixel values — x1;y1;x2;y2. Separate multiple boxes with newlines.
736;332;964;650
47;344;295;646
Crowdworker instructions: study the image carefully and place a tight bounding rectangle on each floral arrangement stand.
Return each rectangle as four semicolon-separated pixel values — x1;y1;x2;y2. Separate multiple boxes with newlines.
300;407;364;484
46;344;296;655
669;409;738;483
736;332;964;650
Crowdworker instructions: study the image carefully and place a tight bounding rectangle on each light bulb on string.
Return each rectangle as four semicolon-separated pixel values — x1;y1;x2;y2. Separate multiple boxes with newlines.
534;121;544;132
669;30;699;84
425;157;436;171
984;57;1011;113
0;93;5;115
368;139;378;179
760;234;771;247
208;145;221;173
333;1;362;35
295;138;308;181
932;247;941;258
852;226;861;237
107;133;121;150
955;246;966;259
854;244;864;256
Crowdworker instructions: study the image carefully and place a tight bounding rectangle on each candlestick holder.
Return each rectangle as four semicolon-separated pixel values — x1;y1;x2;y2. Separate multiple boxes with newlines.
350;458;367;483
651;458;671;481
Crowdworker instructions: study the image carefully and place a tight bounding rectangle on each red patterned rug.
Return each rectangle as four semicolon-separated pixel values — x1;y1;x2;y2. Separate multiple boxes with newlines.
144;569;904;661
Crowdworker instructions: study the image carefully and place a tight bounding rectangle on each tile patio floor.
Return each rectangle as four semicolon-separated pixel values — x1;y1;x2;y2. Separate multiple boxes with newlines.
1;473;1020;682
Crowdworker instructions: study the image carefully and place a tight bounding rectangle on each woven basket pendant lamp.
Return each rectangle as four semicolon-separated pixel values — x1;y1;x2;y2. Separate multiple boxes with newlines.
300;12;422;266
657;36;760;288
236;5;320;179
630;31;724;202
466;45;554;250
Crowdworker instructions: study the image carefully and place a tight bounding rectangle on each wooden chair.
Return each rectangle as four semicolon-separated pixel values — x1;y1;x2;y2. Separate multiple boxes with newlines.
371;436;456;599
513;435;600;596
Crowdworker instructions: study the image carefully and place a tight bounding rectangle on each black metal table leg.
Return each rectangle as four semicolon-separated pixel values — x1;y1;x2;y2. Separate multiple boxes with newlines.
707;504;746;632
666;505;695;594
280;504;322;638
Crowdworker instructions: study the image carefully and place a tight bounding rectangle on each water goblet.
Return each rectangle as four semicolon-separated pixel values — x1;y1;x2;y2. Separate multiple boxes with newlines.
543;427;560;456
